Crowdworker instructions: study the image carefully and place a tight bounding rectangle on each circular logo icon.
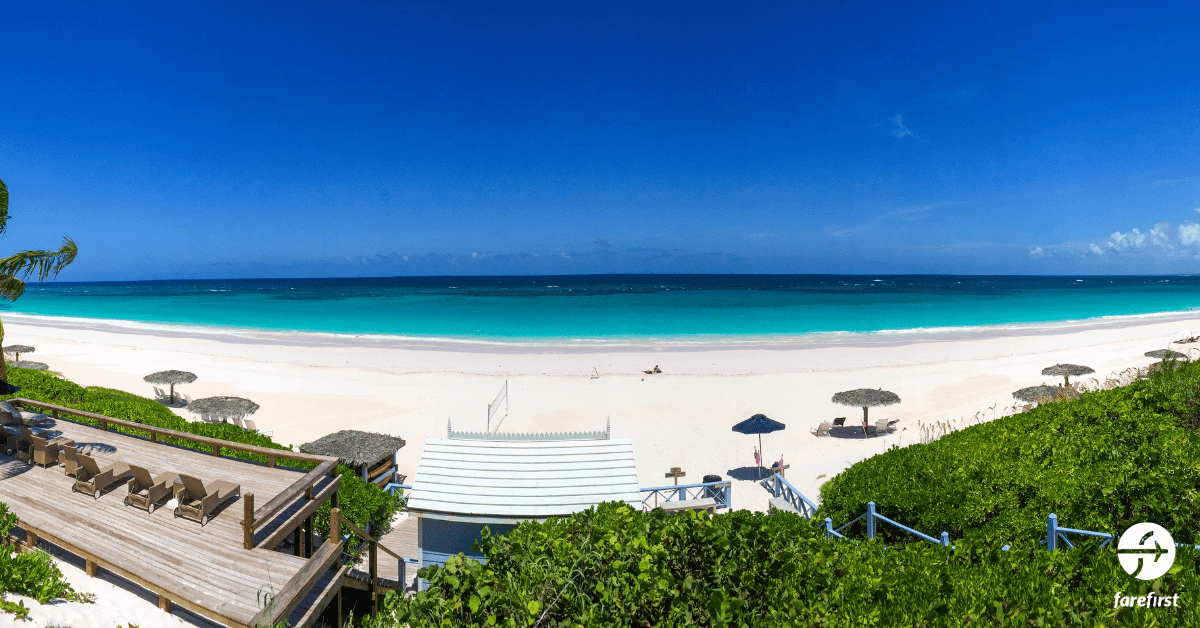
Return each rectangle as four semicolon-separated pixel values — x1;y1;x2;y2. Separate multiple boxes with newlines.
1117;523;1176;580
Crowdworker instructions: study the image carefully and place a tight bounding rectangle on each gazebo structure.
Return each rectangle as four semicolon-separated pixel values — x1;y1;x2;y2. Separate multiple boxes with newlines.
300;429;406;487
405;420;639;583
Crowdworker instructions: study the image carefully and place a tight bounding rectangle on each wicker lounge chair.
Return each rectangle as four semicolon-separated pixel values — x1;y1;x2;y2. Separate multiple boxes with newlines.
832;417;847;427
61;446;83;478
811;421;832;437
125;465;176;513
73;454;132;499
174;474;241;526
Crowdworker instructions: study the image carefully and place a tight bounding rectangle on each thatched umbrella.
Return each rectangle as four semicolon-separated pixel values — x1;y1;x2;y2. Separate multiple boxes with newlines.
185;396;259;423
9;361;47;371
3;345;34;362
301;430;407;470
143;370;198;404
832;388;901;435
1145;349;1187;361
1012;385;1063;405
1041;364;1094;387
732;414;786;479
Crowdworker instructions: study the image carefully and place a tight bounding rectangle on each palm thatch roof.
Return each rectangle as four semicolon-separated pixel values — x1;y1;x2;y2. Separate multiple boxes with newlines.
1145;349;1187;360
143;370;198;385
185;396;259;420
1012;385;1064;404
831;388;901;408
1041;364;1094;378
300;430;407;468
3;345;34;355
9;361;47;371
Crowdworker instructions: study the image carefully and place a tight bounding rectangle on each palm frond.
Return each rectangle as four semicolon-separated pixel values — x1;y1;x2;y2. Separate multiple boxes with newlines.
0;178;8;237
0;274;25;302
0;237;78;286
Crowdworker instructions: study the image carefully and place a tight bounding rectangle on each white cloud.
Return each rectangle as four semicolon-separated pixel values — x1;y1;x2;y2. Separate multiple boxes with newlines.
1180;223;1200;246
1107;228;1147;252
1089;244;1105;255
891;115;914;138
1029;246;1044;257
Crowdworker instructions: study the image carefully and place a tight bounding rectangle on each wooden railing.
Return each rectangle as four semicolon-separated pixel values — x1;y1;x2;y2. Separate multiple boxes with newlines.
8;398;331;468
334;508;405;617
8;398;342;551
250;533;344;627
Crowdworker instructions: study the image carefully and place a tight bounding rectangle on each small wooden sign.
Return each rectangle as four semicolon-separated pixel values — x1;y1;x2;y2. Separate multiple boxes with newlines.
665;466;686;485
771;462;791;478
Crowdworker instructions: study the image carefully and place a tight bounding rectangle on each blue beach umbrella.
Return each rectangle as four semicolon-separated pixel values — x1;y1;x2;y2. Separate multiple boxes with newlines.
732;413;786;479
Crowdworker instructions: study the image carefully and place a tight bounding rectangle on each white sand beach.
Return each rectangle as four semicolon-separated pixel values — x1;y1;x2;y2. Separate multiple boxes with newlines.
5;310;1200;518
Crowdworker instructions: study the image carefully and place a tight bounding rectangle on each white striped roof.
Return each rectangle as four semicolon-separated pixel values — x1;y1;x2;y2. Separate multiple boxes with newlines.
406;437;641;517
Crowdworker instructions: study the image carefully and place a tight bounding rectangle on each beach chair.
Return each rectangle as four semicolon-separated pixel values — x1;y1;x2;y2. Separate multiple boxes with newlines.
73;454;133;499
174;474;241;526
231;416;245;429
872;419;894;435
832;417;846;427
183;393;193;404
811;421;832;437
125;465;176;513
0;401;19;424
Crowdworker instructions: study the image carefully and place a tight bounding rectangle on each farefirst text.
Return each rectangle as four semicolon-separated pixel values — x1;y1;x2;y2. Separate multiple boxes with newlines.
1113;592;1179;608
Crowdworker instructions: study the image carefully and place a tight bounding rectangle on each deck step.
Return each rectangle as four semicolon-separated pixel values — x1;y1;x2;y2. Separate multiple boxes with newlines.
768;496;800;514
287;564;350;628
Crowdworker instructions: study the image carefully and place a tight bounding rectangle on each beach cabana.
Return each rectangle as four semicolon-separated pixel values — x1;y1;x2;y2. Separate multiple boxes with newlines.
832;388;900;435
405;420;639;585
143;370;197;405
3;345;34;362
300;429;406;487
185;396;259;424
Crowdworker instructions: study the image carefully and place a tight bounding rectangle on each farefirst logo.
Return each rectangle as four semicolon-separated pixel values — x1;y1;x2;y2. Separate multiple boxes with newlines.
1112;522;1180;609
1117;523;1175;580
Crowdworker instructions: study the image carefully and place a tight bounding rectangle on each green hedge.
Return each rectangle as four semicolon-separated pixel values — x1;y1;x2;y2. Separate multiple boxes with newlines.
0;501;94;617
817;359;1200;545
2;367;401;538
376;503;1200;628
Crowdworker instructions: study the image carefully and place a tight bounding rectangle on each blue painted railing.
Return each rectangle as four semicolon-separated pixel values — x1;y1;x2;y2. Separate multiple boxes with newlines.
384;483;411;499
641;481;732;511
822;501;951;547
759;473;819;519
1041;513;1113;550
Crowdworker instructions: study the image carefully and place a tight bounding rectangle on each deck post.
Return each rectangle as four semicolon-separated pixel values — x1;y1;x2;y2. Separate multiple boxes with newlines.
268;454;276;468
331;507;340;541
212;442;220;456
243;493;255;549
336;588;343;628
85;559;97;577
25;529;37;549
100;420;108;432
304;515;314;557
866;502;876;540
293;527;301;556
158;595;172;612
370;539;378;617
151;432;157;443
941;531;950;547
1046;514;1058;552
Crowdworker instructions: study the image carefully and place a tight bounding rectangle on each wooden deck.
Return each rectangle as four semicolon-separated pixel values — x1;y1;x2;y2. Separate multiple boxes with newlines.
0;416;327;628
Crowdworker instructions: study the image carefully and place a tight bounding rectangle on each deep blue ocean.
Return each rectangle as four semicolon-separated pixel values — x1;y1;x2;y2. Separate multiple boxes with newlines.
5;275;1199;343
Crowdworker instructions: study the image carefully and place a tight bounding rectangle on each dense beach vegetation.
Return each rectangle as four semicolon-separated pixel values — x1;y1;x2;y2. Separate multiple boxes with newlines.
361;359;1200;627
819;359;1200;545
1;367;401;540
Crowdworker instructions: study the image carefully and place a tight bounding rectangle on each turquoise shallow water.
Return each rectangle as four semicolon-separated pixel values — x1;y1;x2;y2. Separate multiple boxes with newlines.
4;275;1199;343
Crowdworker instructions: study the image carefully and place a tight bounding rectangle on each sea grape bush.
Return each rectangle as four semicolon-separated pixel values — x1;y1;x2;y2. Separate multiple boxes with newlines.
314;464;404;547
372;503;1200;627
818;358;1200;545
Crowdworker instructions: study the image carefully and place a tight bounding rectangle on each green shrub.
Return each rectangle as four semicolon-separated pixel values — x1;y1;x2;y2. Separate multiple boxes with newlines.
379;503;1200;627
0;502;93;607
314;465;404;545
818;360;1200;545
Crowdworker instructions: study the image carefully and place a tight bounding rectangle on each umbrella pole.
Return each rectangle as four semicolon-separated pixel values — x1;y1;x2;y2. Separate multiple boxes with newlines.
170;384;176;404
863;406;869;437
758;433;764;479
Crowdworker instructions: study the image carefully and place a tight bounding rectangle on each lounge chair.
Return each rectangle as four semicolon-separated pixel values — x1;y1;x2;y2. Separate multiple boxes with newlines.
231;416;245;429
811;421;832;437
125;465;176;513
73;454;132;499
832;417;847;427
873;419;894;435
0;401;20;424
183;393;193;404
174;474;241;526
61;446;83;478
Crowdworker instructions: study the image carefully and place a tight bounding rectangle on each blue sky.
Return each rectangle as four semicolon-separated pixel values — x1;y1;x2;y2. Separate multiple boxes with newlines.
2;1;1199;280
